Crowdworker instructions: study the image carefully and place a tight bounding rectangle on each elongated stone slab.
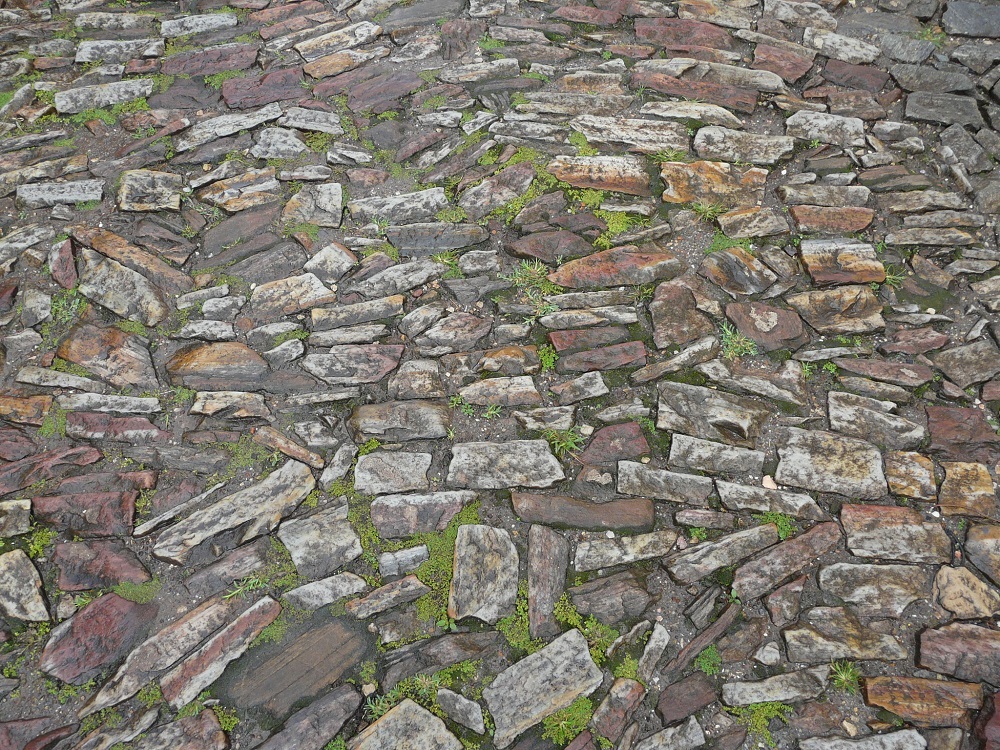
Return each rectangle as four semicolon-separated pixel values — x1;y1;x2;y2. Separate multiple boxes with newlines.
54;79;153;114
570;115;687;155
302;345;404;385
656;381;770;448
547;155;653;197
784;606;907;662
819;562;933;617
176;102;283;152
17;179;103;208
548;246;681;289
722;665;829;706
371;491;476;538
449;525;518;624
732;522;842;601
484;629;602;748
257;684;361;750
716;481;823;520
348;188;448;224
83;594;247;716
841;504;951;564
661;160;767;207
512;493;654;532
775;427;886;499
78;249;169;327
694;126;794;165
919;623;1000;685
160;597;281;708
153;460;315;563
447;441;565;489
800;731;926;750
293;21;381;61
574;529;677;572
617;460;714;505
864;676;983;729
668;524;780;584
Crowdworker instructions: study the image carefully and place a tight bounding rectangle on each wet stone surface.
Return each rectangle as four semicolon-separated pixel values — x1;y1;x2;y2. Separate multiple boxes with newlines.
2;0;1000;747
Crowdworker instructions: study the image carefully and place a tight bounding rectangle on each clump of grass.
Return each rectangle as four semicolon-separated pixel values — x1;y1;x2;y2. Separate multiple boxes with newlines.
830;660;861;694
37;406;68;439
431;250;464;280
51;357;91;377
357;438;381;456
725;702;794;748
613;654;639;681
282;222;321;240
653;148;689;163
501;258;564;321
435;205;467;223
542;427;585;459
449;394;476;417
204;70;246;89
882;264;906;289
690;201;725;223
705;231;752;255
690;526;708;542
479;34;505;50
719;321;758;360
541;697;593;747
915;24;947;48
497;581;543;654
593;210;650;249
753;511;797;541
273;328;309;346
694;644;721;675
553;594;619;665
304;130;337;153
115;319;148;336
137;683;162;707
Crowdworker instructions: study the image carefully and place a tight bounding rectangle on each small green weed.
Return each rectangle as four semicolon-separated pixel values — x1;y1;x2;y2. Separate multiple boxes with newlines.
694;644;721;676
706;231;752;255
725;702;793;748
690;526;708;542
568;130;598;157
204;70;246;90
273;328;309;345
357;438;382;456
541;697;592;747
538;344;558;372
753;512;797;541
542;427;585;459
830;660;861;694
431;250;464;279
719;321;758;360
25;524;57;558
593;210;650;249
553;594;619;665
690;202;725;223
112;578;162;604
214;706;239;732
479;34;505;50
497;581;543;654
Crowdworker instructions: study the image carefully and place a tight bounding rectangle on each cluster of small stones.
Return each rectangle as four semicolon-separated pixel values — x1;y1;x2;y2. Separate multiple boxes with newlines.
3;0;1000;747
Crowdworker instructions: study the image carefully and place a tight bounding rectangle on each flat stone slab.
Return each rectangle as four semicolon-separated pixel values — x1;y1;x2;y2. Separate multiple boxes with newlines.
350;699;462;750
574;529;678;572
775;427;886;499
484;629;602;748
276;505;361;579
449;524;519;624
54;79;153;114
447;441;565;489
355;452;431;495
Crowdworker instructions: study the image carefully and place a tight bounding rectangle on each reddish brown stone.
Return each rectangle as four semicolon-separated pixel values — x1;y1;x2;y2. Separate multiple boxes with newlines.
650;282;714;349
509;231;594;263
864;676;983;729
789;205;875;233
983;380;1000;402
824;59;891;93
767;574;805;628
551;5;621;25
0;446;102;498
832;358;934;387
557;341;647;373
547;155;653;197
980;694;1000;750
635;18;735;50
33;491;136;538
928;406;1000;464
0;719;52;750
249;0;325;24
23;723;78;750
657;669;717;723
0;395;52;426
51;470;155;495
753;44;814;83
162;43;258;76
57;323;159;391
223;67;304;109
726;301;807;352
0;427;36;462
592;678;645;742
512;492;654;532
880;328;950;356
548;246;681;289
49;237;77;289
65;412;171;442
166;342;269;389
661;160;768;208
71;226;193;295
919;623;1000;686
347;70;424;114
40;593;157;684
732;522;842;601
578;423;649;465
629;71;757;113
52;541;150;592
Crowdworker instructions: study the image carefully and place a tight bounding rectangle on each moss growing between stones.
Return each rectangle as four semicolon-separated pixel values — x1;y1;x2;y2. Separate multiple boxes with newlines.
694;644;721;675
552;594;619;666
541;696;593;747
113;578;162;604
725;702;793;747
497;581;542;654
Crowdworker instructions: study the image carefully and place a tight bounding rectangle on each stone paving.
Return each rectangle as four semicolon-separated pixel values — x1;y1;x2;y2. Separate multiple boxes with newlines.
1;0;1000;747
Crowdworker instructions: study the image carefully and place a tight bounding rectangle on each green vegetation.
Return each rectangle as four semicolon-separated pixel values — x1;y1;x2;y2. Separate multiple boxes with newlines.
212;434;283;483
501;258;563;320
44;677;95;704
252;603;309;647
553;594;619;665
325;739;347;750
882;264;906;289
498;581;543;654
706;231;752;255
177;690;212;719
689;526;708;542
357;438;382;456
273;328;309;345
801;361;816;379
37;404;68;439
79;707;123;735
830;659;861;694
637;415;656;433
214;706;240;732
365;672;446;721
725;702;794;748
483;404;501;419
753;511;797;541
410;501;481;624
113;578;162;604
479;34;505;50
541;696;593;746
115;319;148;336
51;357;91;377
282;221;321;240
694;644;721;676
204;70;246;89
435;205;468;223
431;250;464;279
449;394;476;417
542;427;585;459
593;210;650;249
226;538;301;605
40;286;86;346
719;321;758;360
652;148;688;163
629;284;655;304
137;683;162;707
690;201;725;223
822;361;839;377
538;344;558;372
304;130;337;153
915;24;947;48
568;130;598;157
613;654;639;680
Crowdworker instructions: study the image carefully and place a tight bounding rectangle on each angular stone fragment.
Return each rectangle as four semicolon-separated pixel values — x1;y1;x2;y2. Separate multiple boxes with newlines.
716;206;789;238
349;400;450;442
617;460;715;505
919;623;1000;685
574;529;677;572
512;493;653;533
548;155;653;197
18;179;103;208
699;246;777;296
800;731;926;750
786;111;865;148
351;699;462;750
447;441;565;489
784;606;907;662
933;565;1000;619
448;525;518;624
651;284;715;349
0;550;48;622
800;239;885;286
302;345;404;385
281;182;344;227
177;103;283;152
716;481;823;520
484;629;602;748
294;21;382;61
154;461;315;563
160;597;281;708
349;188;449;225
660;160;767;207
54;79;153;114
786;285;885;334
938;461;998;520
932;339;1000;390
694;127;794;165
549;246;681;289
905;92;985;128
722;666;829;706
355;452;431;495
117;170;182;212
257;684;361;750
732;522;842;601
803;28;880;63
774;427;886;499
841;504;951;564
669;525;780;585
198;168;281;212
865;676;983;729
41;593;156;684
827;391;926;451
278;505;361;579
819;562;933;617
